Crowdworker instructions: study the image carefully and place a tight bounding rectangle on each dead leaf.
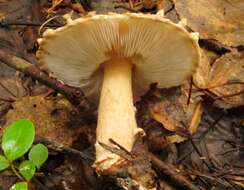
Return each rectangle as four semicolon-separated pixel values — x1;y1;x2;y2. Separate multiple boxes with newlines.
232;181;244;188
173;0;244;46
188;102;203;134
150;100;181;132
193;50;211;88
71;3;86;14
3;95;95;147
166;135;186;144
149;86;203;144
159;0;179;23
0;0;43;62
47;0;64;14
0;76;26;100
207;51;244;108
44;155;95;190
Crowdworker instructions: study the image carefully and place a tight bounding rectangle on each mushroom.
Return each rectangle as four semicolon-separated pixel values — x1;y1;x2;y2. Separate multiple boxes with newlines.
37;13;200;173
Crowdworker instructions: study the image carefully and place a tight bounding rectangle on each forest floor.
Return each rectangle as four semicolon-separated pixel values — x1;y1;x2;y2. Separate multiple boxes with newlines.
0;0;243;190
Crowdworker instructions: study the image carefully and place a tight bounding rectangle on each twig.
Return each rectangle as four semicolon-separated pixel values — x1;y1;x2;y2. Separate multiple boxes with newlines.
98;141;133;161
198;39;230;55
189;139;212;170
10;163;24;181
36;137;94;161
164;3;175;15
187;77;193;105
176;113;225;164
109;138;134;157
114;5;139;12
148;152;199;190
188;169;230;188
214;89;244;100
0;50;95;112
100;140;199;190
0;19;63;28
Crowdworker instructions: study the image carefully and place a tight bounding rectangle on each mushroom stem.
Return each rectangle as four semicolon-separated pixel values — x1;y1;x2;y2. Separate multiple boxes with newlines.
95;58;139;172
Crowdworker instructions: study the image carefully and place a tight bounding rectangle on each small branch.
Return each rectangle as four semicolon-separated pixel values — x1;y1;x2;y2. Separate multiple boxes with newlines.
109;138;134;158
189;139;212;170
100;140;198;190
148;152;199;190
187;77;193;105
0;19;63;28
164;3;175;15
98;141;133;161
114;5;139;12
36;137;94;161
0;50;95;112
214;89;244;100
176;113;225;164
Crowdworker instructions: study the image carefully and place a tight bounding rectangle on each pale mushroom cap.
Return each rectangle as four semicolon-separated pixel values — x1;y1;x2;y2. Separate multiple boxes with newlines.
37;13;200;99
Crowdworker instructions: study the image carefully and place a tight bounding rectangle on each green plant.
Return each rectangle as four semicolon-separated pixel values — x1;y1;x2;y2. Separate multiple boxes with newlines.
0;119;48;190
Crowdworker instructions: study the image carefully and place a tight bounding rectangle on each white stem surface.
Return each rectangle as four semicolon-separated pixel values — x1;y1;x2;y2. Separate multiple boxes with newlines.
95;58;140;172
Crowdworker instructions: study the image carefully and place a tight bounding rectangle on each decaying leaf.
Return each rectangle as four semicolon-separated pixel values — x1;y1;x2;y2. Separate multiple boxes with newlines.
233;181;244;188
188;102;203;134
129;0;158;9
47;0;64;14
193;50;212;89
165;135;186;144
47;0;86;15
207;51;244;108
230;176;244;188
158;0;179;23
193;47;221;90
70;3;86;14
2;95;95;147
193;49;244;108
149;86;203;144
173;0;244;46
0;77;26;101
0;0;42;63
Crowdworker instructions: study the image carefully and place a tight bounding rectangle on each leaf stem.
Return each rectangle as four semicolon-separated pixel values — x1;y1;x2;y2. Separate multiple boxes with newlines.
10;163;25;181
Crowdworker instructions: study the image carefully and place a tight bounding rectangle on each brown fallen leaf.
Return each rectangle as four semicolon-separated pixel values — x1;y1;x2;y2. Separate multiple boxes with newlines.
2;95;95;147
126;0;158;10
158;0;179;23
149;85;203;144
206;51;244;108
0;77;26;101
0;0;42;62
193;49;212;89
71;3;86;14
230;176;244;188
47;0;64;14
141;0;158;9
188;102;203;134
173;0;244;46
232;181;244;189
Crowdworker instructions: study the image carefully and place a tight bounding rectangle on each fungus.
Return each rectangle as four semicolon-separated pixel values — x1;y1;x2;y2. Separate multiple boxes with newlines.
37;13;200;173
